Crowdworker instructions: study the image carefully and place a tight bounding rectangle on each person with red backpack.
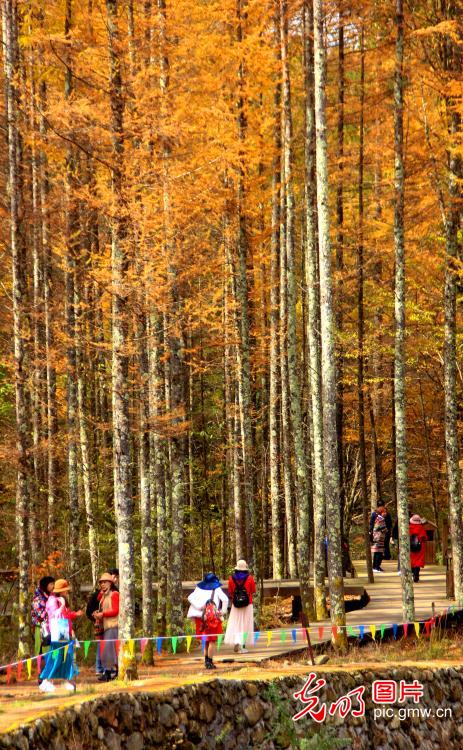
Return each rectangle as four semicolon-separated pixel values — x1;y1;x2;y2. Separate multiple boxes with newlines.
224;559;256;654
187;572;228;670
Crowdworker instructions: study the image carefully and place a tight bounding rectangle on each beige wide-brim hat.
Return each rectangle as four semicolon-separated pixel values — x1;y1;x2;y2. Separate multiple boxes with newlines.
98;572;114;583
236;559;249;571
54;578;71;594
410;514;426;525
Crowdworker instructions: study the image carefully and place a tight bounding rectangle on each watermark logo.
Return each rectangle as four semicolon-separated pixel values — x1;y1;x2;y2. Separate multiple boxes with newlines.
292;675;452;723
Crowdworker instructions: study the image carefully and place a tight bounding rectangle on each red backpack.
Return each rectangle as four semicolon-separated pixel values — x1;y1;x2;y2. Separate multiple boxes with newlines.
202;594;222;631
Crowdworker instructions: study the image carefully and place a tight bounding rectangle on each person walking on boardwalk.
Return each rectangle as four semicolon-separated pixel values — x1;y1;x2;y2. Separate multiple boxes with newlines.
370;507;387;573
93;572;120;681
187;572;228;670
224;560;256;653
39;579;82;693
409;514;428;583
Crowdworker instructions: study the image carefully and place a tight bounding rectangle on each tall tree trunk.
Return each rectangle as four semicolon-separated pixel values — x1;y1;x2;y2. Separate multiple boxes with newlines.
235;0;259;609
335;0;345;528
313;0;346;645
39;78;58;544
3;0;32;658
106;0;137;679
357;25;373;584
269;16;283;579
158;0;185;637
393;0;414;621
64;0;80;589
150;314;168;636
442;0;463;604
281;0;313;618
304;0;326;619
279;183;297;579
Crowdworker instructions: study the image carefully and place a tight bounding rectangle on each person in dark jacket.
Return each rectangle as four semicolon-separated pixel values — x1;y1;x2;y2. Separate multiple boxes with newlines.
370;503;393;560
86;586;104;675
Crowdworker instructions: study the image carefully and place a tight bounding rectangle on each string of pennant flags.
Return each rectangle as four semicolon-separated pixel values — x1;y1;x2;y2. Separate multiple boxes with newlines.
1;600;462;685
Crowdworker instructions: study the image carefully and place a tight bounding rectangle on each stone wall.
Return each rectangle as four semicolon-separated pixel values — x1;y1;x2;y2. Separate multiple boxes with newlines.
1;666;463;749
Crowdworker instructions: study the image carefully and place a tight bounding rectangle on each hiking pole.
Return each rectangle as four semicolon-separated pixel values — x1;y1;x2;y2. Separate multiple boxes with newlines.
301;612;315;666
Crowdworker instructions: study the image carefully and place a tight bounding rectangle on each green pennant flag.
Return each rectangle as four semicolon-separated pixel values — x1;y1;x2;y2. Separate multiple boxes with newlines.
242;632;248;647
347;626;356;637
217;634;224;651
84;641;91;659
171;636;178;654
280;630;287;643
380;624;386;639
52;649;59;660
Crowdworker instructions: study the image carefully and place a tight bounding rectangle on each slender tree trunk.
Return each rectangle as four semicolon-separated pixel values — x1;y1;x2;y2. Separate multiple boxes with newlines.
64;0;80;589
393;0;414;621
313;0;346;645
106;0;137;678
158;0;185;636
443;101;463;604
440;1;463;602
304;0;326;619
39;78;58;544
357;26;374;584
3;0;32;658
418;379;440;547
269;18;283;579
335;0;345;526
279;184;298;579
281;0;313;618
150;314;168;635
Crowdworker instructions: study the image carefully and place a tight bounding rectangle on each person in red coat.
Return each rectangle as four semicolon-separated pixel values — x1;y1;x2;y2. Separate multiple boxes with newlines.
409;514;428;582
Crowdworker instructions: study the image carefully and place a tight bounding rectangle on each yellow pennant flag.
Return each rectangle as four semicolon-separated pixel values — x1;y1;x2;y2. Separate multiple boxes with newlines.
63;645;69;661
26;659;32;680
414;622;420;637
370;625;376;640
186;635;192;653
266;631;272;646
129;640;135;656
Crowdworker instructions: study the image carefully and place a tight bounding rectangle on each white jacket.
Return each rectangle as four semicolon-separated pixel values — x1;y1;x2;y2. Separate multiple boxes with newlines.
187;586;229;619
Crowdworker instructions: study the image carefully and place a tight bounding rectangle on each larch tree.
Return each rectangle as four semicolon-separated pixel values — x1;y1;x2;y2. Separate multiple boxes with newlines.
313;0;346;645
393;0;414;621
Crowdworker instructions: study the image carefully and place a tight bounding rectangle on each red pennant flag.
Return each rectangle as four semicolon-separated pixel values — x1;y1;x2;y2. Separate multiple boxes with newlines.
403;623;409;638
318;627;324;641
99;640;106;657
115;640;121;656
17;661;22;682
6;665;11;684
140;638;148;656
424;620;431;636
37;655;42;675
332;626;338;640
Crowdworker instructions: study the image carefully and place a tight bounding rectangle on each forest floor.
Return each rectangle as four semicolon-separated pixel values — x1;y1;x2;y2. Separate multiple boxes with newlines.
0;560;456;735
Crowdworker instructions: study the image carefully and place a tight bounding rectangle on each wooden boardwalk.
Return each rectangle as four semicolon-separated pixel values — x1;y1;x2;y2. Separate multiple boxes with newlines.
206;559;450;664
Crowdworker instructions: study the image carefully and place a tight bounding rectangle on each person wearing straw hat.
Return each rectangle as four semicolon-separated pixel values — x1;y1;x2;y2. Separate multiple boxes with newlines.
39;579;82;693
187;572;228;670
224;560;256;654
94;572;120;681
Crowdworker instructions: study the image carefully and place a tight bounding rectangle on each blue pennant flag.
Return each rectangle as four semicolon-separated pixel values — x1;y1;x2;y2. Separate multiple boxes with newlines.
253;631;260;645
201;635;206;652
291;629;297;643
156;637;163;654
359;625;365;639
393;623;398;639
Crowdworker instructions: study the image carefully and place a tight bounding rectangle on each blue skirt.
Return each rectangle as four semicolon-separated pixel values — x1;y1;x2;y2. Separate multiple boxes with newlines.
39;640;78;681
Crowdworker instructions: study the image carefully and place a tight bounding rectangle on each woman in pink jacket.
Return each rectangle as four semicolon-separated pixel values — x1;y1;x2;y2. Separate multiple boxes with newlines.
39;579;82;693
